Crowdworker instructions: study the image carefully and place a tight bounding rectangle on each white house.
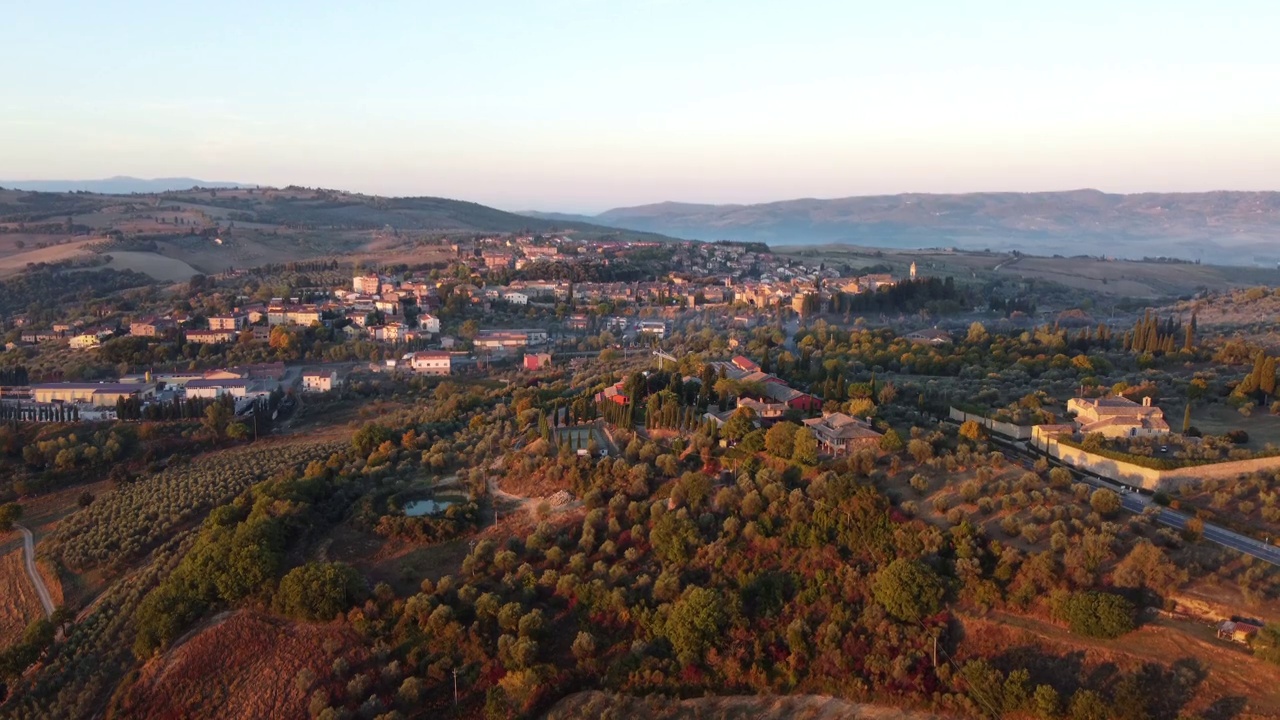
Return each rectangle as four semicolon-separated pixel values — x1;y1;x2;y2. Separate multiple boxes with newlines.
185;379;249;399
302;370;338;392
410;351;451;376
503;292;529;305
419;314;441;334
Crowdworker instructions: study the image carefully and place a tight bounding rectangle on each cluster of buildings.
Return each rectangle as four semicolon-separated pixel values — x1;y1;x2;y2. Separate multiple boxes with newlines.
707;355;824;415
19;362;343;418
461;234;666;272
388;333;556;376
575;353;875;457
20;323;116;350
1064;395;1171;438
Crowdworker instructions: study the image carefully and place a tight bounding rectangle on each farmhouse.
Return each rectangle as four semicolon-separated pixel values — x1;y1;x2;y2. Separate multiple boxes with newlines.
1217;620;1262;644
802;413;883;457
301;370;339;392
1067;395;1170;438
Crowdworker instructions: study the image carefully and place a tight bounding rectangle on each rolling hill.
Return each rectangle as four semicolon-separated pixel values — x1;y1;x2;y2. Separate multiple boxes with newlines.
524;190;1280;265
0;185;681;278
0;177;247;194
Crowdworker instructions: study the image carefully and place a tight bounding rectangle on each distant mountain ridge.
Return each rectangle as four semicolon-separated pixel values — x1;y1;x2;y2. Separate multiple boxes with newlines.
524;190;1280;263
0;177;247;194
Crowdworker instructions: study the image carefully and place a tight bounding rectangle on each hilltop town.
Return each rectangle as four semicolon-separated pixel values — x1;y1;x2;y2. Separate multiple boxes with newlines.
5;217;1280;720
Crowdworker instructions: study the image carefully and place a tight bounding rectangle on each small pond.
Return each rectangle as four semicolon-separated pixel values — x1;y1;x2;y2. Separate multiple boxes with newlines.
403;494;466;517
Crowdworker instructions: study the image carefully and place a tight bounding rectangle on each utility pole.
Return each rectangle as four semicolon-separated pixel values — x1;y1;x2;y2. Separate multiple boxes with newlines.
932;634;938;668
452;668;459;706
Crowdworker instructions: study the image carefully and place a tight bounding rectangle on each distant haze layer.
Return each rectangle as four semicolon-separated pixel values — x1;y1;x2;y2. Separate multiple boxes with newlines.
525;190;1280;266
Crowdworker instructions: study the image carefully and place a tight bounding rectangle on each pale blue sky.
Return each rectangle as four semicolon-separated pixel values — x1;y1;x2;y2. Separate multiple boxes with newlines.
2;0;1278;211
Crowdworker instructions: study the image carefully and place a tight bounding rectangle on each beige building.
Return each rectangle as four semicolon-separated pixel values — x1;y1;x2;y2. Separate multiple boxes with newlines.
410;351;452;376
1067;395;1170;438
474;329;548;350
353;275;381;294
267;305;322;326
32;382;156;406
186;329;238;344
130;318;174;337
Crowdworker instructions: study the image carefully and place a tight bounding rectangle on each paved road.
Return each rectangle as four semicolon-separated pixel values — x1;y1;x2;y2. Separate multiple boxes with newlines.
15;524;54;618
1122;496;1280;565
996;438;1280;567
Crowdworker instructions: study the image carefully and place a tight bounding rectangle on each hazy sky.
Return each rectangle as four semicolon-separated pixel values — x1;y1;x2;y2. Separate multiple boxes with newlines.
3;0;1278;211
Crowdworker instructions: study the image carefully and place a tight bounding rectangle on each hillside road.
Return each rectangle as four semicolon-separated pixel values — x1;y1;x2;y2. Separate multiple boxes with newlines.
15;524;54;618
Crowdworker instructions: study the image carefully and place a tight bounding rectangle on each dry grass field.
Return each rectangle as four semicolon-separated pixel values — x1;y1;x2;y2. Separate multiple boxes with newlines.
961;612;1280;718
118;611;365;720
0;237;104;277
102;250;200;282
0;537;45;647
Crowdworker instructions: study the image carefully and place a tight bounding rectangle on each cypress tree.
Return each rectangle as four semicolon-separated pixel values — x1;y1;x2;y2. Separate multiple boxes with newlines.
1254;353;1274;394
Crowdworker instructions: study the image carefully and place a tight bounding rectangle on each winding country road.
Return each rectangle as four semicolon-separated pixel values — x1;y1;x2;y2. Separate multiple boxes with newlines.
14;523;54;618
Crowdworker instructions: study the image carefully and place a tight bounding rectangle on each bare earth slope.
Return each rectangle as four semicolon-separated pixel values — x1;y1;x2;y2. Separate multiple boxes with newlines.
118;611;364;720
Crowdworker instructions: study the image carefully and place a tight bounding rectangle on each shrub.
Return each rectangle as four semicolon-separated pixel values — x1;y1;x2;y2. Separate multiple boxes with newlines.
1089;488;1122;517
1052;591;1135;638
275;562;368;621
872;558;945;622
0;502;21;531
